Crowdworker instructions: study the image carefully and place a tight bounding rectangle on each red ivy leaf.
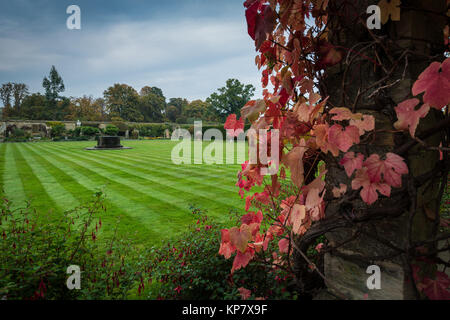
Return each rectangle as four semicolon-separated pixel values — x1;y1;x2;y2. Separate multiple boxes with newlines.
340;152;364;177
244;0;260;40
218;229;236;259
289;204;306;235
328;124;360;153
278;238;290;254
412;57;450;109
281;143;307;188
394;98;430;137
363;154;385;183
224;114;245;137
350;115;375;135
351;168;391;205
232;248;254;273
229;224;252;253
316;40;344;69
245;1;276;50
241;210;263;225
421;271;450;300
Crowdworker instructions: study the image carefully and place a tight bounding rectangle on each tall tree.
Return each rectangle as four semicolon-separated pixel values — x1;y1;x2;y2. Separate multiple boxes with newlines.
103;84;143;122
42;66;66;120
42;66;65;103
166;105;180;123
0;83;14;118
139;92;165;122
0;82;29;118
94;98;108;121
12;83;29;116
0;83;13;108
206;78;255;121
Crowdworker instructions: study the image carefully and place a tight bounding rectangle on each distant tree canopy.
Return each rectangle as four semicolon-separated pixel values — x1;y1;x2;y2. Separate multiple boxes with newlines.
138;87;166;122
183;99;208;120
0;82;29;119
166;105;179;123
140;86;165;99
0;74;254;124
206;78;255;121
103;84;143;122
66;96;105;121
168;98;189;114
19;93;47;120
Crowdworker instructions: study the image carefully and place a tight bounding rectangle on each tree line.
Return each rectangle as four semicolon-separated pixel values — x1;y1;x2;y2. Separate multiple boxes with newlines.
0;66;255;124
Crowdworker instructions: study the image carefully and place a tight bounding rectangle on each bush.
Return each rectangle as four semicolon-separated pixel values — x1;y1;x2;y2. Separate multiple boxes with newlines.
0;192;140;300
4;128;30;142
143;207;296;300
80;126;99;136
46;122;66;138
12;128;26;137
104;125;119;136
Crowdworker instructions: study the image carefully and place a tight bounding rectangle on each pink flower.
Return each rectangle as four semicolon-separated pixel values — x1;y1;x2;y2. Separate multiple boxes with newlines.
315;243;324;252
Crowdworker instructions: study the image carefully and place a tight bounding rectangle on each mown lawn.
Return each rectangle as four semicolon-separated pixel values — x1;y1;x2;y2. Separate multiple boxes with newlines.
0;140;249;247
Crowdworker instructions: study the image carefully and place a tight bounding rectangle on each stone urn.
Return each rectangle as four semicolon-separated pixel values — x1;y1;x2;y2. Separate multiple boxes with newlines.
97;136;122;148
86;136;131;150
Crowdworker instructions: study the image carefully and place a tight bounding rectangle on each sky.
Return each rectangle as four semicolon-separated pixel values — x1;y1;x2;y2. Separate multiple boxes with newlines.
0;0;262;106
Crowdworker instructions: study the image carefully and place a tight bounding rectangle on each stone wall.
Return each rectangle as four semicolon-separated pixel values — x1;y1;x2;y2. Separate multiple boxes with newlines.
0;120;126;137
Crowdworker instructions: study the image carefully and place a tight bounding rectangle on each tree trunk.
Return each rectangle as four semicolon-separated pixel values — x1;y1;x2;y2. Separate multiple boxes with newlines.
312;0;448;299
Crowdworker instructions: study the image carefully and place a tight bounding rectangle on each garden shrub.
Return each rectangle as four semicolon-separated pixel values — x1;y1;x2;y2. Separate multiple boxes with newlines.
4;128;30;142
12;128;26;137
0;192;141;300
142;207;297;300
80;126;99;136
104;125;119;136
46;122;66;138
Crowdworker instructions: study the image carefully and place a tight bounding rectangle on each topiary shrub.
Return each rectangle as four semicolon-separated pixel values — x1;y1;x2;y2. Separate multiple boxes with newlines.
12;128;26;138
104;125;119;136
80;126;99;137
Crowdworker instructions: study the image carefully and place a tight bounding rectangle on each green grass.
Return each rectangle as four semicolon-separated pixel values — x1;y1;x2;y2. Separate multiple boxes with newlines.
0;140;250;247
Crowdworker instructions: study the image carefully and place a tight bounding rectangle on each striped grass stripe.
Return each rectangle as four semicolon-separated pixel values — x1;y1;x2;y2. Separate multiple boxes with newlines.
1;141;249;246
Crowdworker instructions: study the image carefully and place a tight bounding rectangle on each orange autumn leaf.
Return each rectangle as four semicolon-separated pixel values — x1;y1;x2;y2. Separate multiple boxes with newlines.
229;224;252;253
